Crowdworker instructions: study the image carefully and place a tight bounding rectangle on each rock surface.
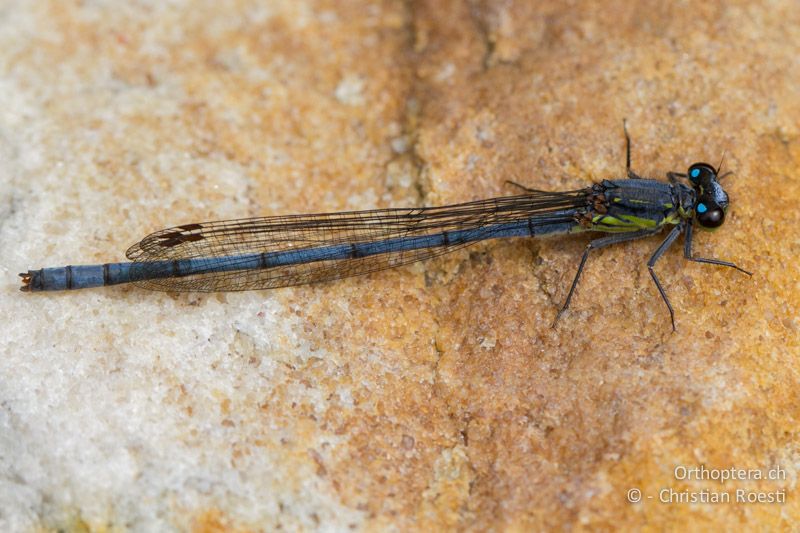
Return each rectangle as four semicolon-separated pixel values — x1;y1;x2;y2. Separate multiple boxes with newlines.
1;1;798;530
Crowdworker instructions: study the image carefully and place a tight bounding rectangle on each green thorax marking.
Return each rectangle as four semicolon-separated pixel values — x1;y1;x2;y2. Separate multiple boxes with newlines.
590;179;683;233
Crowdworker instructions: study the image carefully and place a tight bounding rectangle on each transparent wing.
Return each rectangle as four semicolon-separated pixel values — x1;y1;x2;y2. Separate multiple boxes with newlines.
125;190;589;292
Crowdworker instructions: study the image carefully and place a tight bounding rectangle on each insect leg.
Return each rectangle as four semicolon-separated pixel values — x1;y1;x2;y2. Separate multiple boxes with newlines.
647;224;685;331
666;171;686;185
623;119;643;180
683;219;752;275
505;179;538;193
553;229;658;327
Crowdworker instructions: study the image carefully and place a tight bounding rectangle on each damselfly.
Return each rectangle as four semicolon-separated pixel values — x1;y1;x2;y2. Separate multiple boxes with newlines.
20;125;751;330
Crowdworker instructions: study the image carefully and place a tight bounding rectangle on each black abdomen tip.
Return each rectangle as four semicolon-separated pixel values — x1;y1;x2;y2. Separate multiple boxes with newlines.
19;271;33;292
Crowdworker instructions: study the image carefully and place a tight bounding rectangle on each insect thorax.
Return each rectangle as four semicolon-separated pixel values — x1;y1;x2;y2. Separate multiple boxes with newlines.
583;179;686;232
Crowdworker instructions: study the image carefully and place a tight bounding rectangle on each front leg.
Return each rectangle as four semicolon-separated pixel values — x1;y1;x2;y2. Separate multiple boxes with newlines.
666;171;686;185
684;219;753;275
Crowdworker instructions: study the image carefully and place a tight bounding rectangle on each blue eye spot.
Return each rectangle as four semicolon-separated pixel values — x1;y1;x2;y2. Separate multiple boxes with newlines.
697;203;708;213
690;168;701;178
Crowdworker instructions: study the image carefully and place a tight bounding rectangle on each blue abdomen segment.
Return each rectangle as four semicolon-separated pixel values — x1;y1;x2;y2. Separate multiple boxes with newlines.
20;216;579;292
22;263;140;291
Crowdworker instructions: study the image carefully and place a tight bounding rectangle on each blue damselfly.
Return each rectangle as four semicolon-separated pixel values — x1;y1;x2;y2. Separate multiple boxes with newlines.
20;125;751;330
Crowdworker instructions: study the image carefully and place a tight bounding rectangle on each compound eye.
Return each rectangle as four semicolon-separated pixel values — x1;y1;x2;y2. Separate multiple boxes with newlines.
696;200;725;228
688;162;717;185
